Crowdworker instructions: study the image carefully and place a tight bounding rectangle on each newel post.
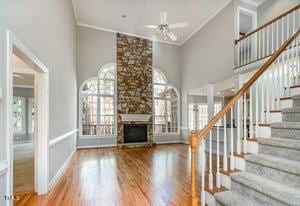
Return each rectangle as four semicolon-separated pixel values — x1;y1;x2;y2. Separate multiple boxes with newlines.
188;130;199;206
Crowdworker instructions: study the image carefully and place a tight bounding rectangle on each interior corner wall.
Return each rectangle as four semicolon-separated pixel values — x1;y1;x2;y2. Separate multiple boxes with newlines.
180;1;235;141
0;0;77;200
257;0;300;26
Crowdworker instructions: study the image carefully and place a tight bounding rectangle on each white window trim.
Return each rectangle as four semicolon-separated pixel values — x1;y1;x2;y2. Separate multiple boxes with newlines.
153;68;180;135
28;97;35;134
79;63;117;138
13;96;26;135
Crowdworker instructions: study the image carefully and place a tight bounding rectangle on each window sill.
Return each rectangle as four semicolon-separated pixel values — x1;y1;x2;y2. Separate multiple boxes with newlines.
79;135;117;139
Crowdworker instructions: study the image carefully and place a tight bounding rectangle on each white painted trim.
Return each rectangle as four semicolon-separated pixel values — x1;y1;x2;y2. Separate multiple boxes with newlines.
77;144;117;149
6;30;50;197
181;0;232;45
49;129;78;147
13;84;34;89
155;141;182;145
49;149;76;190
77;23;182;46
79;135;116;139
0;160;8;177
238;0;266;7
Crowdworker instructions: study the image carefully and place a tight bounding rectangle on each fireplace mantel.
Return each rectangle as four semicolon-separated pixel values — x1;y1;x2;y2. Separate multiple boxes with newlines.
120;114;151;122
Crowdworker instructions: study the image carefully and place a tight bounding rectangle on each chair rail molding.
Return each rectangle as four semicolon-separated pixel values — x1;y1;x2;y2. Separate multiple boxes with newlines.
49;129;78;147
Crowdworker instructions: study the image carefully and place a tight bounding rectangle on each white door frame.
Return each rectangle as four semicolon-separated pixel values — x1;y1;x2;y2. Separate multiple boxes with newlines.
5;30;49;201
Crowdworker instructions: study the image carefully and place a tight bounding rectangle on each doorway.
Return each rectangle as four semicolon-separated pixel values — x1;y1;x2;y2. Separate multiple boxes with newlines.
5;31;50;203
12;54;36;203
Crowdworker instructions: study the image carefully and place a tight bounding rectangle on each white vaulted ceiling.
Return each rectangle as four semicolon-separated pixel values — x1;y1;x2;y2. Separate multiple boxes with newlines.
71;0;232;45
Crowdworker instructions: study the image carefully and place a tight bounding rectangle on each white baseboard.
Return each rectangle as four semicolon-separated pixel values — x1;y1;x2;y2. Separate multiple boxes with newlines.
155;140;182;145
49;149;76;190
77;144;117;149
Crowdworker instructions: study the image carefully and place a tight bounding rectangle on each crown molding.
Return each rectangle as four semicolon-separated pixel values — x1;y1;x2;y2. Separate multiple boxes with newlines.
238;0;266;7
77;23;182;46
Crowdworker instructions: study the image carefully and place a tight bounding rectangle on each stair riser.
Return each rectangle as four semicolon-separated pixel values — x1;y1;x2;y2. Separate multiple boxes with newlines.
269;113;282;123
290;87;300;96
259;144;300;161
271;128;300;139
282;113;300;122
245;161;300;189
279;99;300;109
231;180;286;206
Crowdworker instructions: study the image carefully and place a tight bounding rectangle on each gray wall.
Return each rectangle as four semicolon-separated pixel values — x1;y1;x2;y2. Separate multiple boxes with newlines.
77;26;182;147
181;2;235;140
258;0;300;25
0;0;77;201
13;87;34;142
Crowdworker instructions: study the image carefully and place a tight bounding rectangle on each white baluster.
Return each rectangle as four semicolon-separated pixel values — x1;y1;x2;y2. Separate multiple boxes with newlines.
261;76;265;123
267;25;270;56
276;60;280;110
201;138;206;206
230;107;235;170
216;124;220;188
258;30;261;59
263;27;265;58
255;82;259;137
209;130;213;190
249;87;254;139
272;22;274;54
296;36;300;85
223;113;227;171
266;70;270;123
248;37;250;63
243;93;247;153
237;98;241;154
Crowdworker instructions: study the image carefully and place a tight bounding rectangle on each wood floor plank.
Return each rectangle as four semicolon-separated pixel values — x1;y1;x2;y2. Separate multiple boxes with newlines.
15;144;223;206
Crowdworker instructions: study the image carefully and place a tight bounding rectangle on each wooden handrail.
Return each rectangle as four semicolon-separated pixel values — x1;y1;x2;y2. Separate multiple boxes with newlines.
235;4;300;44
195;28;300;144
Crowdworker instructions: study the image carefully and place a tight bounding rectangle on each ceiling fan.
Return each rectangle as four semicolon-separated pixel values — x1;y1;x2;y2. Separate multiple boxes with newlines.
142;12;188;42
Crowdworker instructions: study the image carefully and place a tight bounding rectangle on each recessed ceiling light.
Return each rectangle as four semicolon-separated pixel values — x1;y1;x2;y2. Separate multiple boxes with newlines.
230;88;235;92
216;92;221;95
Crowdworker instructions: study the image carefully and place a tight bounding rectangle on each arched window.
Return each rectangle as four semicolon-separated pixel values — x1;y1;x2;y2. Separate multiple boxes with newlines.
153;69;179;134
80;63;116;136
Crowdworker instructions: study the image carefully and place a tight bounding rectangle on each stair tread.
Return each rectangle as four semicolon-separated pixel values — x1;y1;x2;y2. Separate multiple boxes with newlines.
215;191;260;206
245;154;300;176
281;107;300;113
270;122;300;130
258;137;300;150
230;172;300;205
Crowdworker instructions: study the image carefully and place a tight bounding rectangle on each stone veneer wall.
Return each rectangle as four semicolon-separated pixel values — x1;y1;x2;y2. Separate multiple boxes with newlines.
117;33;153;145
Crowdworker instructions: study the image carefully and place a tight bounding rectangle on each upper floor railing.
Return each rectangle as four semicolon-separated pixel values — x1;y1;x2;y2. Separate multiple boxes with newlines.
235;4;300;68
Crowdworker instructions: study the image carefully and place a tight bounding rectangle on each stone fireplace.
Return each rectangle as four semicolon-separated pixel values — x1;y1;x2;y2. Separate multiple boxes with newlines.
117;33;154;147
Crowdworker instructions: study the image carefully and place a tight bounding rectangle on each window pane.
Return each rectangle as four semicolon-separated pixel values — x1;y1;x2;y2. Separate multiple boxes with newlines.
198;104;208;130
99;79;114;95
189;104;195;130
99;65;115;79
166;86;177;99
154;84;166;98
82;95;98;135
154;99;166;133
100;96;114;115
214;102;222;125
99;116;114;135
167;99;178;132
82;79;98;95
153;70;167;84
13;97;25;134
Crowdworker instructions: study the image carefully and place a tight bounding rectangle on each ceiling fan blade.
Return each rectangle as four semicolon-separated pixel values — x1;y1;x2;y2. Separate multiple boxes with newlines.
168;22;188;29
160;12;167;24
141;25;158;29
167;31;177;41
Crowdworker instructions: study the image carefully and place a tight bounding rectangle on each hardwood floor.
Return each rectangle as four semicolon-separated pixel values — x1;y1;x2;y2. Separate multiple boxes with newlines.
15;144;220;206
